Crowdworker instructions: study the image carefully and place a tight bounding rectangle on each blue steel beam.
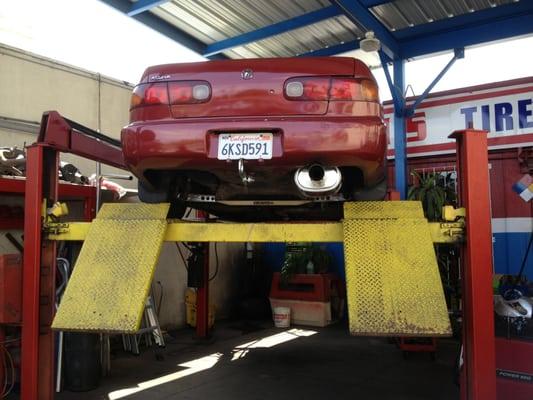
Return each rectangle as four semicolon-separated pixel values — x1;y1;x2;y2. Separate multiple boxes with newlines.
127;0;169;16
406;48;464;116
378;51;403;114
204;6;342;57
394;1;533;41
299;38;392;62
393;59;407;199
299;40;359;57
360;0;394;7
400;12;533;59
330;0;399;59
98;0;226;59
379;51;407;198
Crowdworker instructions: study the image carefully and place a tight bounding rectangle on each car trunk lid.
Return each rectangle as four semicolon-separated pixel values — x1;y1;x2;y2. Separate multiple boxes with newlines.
142;57;357;118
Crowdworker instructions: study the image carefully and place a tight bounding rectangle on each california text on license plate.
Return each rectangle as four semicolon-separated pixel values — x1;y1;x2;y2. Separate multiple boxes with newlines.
217;133;273;160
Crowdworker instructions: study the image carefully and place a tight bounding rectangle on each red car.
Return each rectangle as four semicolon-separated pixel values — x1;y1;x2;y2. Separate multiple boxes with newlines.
121;57;387;220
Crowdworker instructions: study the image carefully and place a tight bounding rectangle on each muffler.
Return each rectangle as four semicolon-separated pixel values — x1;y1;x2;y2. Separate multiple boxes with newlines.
294;164;342;197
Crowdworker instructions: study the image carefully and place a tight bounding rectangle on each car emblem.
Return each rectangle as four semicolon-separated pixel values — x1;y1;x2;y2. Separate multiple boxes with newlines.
150;74;170;81
241;69;254;80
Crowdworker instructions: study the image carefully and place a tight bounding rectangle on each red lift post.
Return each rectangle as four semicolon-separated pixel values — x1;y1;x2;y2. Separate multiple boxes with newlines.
22;145;59;399
452;129;497;400
196;243;210;339
195;210;211;339
20;111;125;400
1;172;96;399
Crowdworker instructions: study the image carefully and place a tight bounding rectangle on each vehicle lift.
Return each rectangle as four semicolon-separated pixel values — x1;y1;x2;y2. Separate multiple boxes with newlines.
11;111;495;400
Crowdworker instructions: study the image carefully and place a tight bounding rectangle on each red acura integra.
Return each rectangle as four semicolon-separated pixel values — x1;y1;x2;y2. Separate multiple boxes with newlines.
121;57;387;220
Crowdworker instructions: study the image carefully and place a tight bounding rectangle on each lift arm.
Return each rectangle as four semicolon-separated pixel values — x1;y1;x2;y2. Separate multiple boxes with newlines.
47;218;462;244
37;111;126;169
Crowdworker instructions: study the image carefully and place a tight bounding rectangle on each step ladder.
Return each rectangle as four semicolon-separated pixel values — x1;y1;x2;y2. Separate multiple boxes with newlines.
122;295;165;355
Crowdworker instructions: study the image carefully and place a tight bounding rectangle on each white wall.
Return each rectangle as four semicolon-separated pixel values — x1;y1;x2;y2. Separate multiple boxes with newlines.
154;242;244;328
0;43;242;329
0;43;133;182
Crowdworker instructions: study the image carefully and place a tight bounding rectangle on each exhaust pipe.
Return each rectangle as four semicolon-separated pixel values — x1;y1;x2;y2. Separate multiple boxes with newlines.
294;164;342;197
308;164;325;181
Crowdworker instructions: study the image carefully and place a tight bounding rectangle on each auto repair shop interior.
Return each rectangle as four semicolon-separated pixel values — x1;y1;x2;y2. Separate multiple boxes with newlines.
1;1;533;399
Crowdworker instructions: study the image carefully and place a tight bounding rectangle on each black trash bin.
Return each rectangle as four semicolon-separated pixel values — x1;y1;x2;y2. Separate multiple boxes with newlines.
63;333;101;392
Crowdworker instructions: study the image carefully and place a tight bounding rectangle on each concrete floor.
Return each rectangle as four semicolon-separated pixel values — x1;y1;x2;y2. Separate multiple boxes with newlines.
56;321;460;400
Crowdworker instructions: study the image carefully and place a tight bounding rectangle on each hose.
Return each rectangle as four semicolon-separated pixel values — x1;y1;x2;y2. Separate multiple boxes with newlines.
0;343;15;398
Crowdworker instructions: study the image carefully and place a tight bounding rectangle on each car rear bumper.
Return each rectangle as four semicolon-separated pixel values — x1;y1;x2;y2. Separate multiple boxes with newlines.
121;116;387;187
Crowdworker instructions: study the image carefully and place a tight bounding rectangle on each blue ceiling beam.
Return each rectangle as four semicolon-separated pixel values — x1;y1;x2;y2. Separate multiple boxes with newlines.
330;0;399;59
127;0;169;16
394;1;533;41
203;5;341;57
401;12;533;59
359;0;394;7
406;48;464;116
299;40;360;57
298;39;393;63
98;0;226;59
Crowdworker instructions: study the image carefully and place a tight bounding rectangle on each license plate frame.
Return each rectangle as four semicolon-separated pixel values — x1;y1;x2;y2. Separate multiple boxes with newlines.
217;133;273;160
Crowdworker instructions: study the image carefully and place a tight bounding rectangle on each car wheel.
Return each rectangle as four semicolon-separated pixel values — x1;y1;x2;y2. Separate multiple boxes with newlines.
138;182;186;219
353;176;388;201
137;181;168;203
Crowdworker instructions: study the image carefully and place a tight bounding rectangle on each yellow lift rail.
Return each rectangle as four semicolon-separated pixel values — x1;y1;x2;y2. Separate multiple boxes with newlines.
49;201;462;336
48;217;462;244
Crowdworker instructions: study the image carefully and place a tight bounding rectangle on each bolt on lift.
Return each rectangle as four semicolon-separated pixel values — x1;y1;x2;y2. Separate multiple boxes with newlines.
18;110;495;400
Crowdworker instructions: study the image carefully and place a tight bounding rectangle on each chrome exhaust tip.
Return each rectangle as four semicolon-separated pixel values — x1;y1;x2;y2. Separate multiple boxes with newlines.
308;164;325;181
294;165;342;197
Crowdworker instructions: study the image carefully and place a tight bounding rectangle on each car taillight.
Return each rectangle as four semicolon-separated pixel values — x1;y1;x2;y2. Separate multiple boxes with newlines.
360;79;379;102
168;81;211;104
284;77;379;102
330;78;358;100
330;78;379;102
284;77;329;101
130;82;168;109
130;81;211;110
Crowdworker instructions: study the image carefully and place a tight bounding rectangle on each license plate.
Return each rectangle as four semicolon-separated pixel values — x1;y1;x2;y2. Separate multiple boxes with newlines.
217;133;273;160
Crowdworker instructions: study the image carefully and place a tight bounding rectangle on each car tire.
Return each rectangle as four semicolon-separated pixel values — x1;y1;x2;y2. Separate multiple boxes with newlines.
138;182;186;219
353;176;388;201
137;181;168;203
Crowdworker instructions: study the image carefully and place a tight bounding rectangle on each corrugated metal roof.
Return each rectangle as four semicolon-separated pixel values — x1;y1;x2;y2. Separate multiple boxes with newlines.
371;0;517;31
227;15;363;58
150;0;350;59
121;0;531;60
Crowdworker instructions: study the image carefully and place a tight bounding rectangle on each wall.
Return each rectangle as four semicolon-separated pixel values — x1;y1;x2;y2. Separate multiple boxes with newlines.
0;43;133;182
0;43;243;329
155;242;244;328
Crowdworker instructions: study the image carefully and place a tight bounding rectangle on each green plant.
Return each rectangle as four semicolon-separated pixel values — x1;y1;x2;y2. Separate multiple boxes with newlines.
280;244;331;283
408;171;450;221
409;170;461;334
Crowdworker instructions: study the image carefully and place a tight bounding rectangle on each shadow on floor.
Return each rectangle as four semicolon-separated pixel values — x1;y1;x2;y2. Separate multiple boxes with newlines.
56;321;460;400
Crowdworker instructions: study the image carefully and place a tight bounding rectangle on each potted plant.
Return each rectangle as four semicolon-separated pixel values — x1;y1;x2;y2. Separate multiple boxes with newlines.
280;243;332;284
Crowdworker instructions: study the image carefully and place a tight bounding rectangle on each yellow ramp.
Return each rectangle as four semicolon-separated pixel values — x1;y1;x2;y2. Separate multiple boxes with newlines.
53;203;169;333
343;202;451;336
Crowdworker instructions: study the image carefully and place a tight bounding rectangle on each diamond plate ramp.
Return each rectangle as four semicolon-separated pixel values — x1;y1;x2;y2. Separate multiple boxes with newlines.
344;200;425;220
52;203;169;333
343;202;451;336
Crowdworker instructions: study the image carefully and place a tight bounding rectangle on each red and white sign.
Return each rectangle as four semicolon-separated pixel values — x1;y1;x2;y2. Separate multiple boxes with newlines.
384;77;533;158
